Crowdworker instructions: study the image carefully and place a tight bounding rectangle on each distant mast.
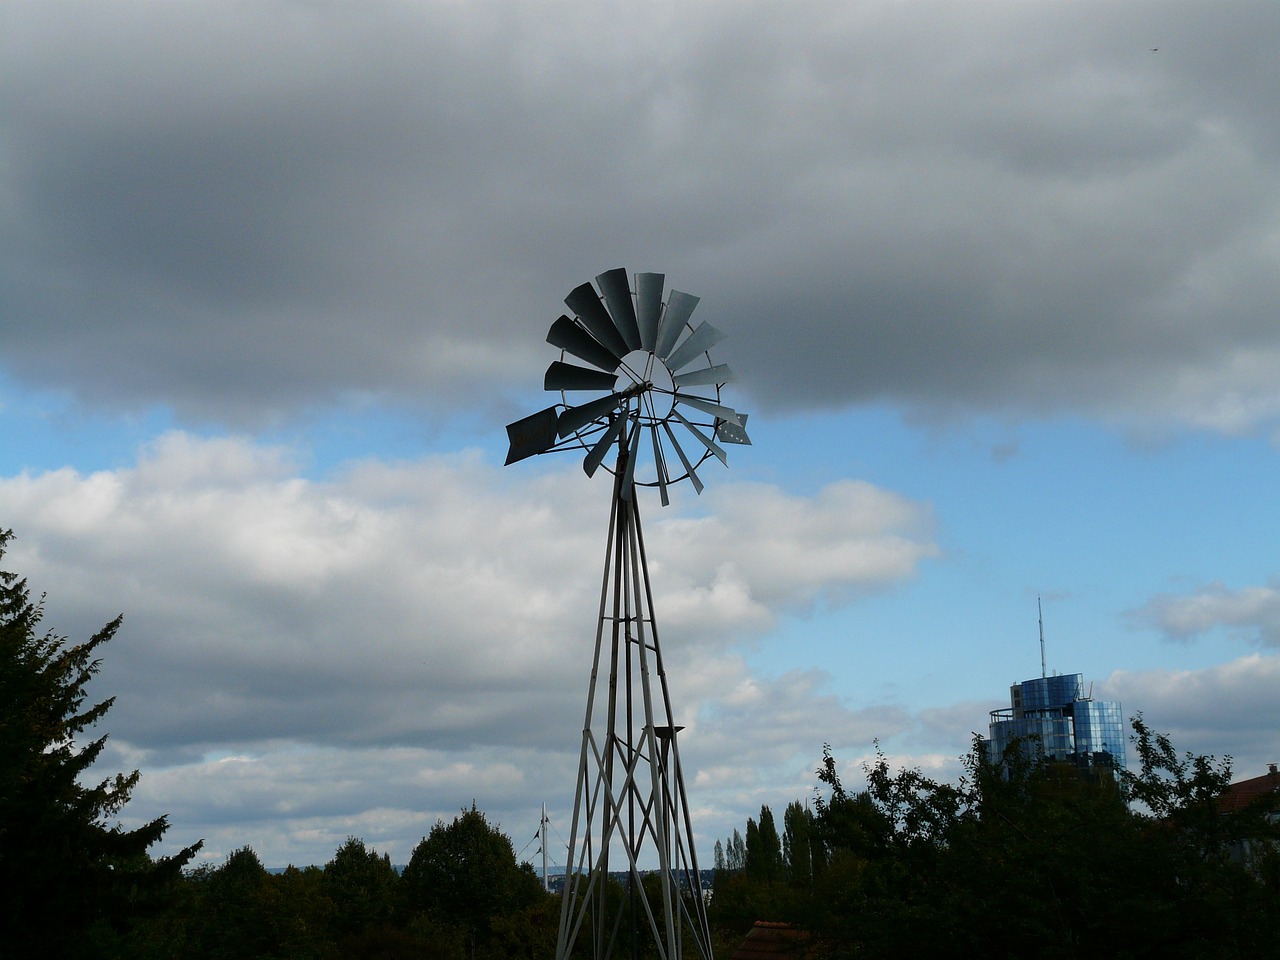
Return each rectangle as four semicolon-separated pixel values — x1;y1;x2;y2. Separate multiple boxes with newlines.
1038;596;1047;679
540;802;549;893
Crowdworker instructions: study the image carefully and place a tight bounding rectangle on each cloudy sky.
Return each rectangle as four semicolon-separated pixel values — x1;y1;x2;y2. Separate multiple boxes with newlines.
4;0;1279;870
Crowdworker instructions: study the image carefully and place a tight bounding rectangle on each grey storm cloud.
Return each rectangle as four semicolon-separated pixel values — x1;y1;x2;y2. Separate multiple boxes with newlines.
5;1;1280;429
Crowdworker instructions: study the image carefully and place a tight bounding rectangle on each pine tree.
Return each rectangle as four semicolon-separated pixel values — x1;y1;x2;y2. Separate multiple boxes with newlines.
0;529;201;956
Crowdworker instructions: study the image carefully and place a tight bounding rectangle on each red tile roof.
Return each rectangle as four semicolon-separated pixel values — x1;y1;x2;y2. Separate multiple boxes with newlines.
1218;765;1280;814
731;921;817;960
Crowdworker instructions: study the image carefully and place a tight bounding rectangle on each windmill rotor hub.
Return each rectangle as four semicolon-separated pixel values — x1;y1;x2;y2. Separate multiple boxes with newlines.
614;348;674;420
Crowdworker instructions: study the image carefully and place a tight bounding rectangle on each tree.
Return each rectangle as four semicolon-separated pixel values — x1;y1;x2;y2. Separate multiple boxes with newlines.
400;804;542;956
726;828;745;872
801;728;1280;959
781;800;814;886
1124;711;1236;854
186;847;277;960
745;805;783;883
323;836;399;942
183;845;404;960
0;529;200;957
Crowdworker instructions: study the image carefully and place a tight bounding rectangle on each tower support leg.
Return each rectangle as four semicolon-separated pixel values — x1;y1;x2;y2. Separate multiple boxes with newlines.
556;447;712;960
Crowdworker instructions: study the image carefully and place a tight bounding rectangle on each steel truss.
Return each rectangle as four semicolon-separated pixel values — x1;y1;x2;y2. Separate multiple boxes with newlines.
556;425;713;960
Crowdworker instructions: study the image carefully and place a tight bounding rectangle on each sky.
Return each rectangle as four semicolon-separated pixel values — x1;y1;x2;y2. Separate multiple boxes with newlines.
3;0;1279;871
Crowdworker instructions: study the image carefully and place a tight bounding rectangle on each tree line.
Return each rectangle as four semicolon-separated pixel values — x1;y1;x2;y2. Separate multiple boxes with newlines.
710;728;1280;958
134;811;556;960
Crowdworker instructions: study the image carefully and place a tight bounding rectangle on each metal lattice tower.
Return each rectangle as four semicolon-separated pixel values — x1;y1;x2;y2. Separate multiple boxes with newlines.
505;268;750;960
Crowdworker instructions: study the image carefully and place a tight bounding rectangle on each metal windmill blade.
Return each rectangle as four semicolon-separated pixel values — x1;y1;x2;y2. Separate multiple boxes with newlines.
504;268;750;498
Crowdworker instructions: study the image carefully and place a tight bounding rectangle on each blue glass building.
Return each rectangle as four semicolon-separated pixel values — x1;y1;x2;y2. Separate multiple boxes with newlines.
985;673;1126;774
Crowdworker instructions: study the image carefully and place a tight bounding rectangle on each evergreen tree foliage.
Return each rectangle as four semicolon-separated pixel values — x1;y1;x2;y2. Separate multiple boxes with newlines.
0;529;200;957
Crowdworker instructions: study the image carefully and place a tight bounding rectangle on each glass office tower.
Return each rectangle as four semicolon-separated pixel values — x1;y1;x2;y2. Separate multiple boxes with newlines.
986;673;1126;774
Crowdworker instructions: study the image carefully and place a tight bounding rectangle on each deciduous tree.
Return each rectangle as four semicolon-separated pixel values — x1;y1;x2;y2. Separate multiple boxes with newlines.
323;836;399;943
400;804;542;955
781;800;814;886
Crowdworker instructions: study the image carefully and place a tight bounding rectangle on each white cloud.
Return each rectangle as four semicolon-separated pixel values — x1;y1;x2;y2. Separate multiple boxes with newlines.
1099;653;1280;779
1129;579;1280;645
0;432;936;865
109;740;565;866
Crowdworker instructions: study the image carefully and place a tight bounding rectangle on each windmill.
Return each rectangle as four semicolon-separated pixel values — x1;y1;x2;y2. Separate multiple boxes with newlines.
505;268;750;960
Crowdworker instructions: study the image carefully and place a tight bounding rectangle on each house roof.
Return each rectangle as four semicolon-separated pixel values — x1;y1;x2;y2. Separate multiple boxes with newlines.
1218;765;1280;814
730;921;816;960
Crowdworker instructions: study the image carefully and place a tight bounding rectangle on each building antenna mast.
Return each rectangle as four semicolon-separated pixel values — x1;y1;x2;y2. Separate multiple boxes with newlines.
1038;596;1047;679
